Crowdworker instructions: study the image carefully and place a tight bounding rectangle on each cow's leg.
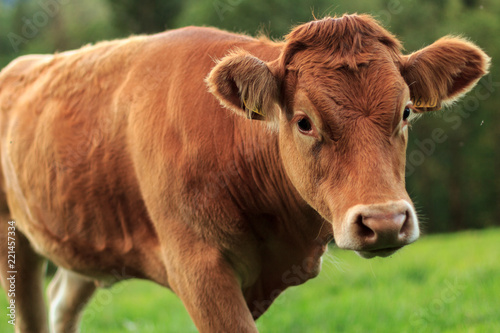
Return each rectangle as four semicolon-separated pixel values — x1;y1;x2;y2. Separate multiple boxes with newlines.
0;217;49;333
47;268;96;333
164;226;258;333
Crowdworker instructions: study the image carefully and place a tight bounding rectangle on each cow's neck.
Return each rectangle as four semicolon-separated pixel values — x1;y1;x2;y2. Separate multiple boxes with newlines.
228;121;312;223
218;120;332;310
222;119;332;254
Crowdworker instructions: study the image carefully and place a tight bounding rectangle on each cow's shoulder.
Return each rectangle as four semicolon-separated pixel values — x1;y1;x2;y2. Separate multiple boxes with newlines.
0;54;54;95
0;54;52;78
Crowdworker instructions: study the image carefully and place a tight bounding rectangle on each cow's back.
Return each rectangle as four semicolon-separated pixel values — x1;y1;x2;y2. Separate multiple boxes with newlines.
0;27;282;283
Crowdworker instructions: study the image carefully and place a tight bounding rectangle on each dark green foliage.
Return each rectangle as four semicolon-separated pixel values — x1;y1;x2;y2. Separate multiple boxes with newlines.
107;0;183;33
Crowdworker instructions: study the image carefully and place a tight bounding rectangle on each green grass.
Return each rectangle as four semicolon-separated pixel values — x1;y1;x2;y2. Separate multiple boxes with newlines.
1;229;499;332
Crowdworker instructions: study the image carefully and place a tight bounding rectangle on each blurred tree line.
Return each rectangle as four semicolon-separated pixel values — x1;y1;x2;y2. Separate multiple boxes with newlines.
0;0;498;233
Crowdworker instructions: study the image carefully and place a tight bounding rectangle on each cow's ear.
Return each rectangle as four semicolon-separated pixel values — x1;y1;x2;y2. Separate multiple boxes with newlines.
206;50;280;121
400;37;490;112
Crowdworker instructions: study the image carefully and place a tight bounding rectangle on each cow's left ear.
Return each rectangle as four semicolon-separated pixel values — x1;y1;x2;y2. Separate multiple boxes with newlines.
400;37;490;112
206;50;280;121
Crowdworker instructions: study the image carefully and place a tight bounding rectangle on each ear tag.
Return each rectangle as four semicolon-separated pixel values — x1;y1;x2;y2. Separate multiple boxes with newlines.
412;97;441;111
243;99;265;118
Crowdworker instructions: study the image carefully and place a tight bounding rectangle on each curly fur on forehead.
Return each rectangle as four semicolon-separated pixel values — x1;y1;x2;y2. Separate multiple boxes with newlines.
280;14;403;71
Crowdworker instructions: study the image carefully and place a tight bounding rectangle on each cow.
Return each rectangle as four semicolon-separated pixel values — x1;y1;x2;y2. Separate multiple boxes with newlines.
0;13;489;333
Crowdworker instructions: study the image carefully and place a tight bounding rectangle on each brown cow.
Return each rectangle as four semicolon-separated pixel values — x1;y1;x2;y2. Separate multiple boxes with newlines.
0;14;489;332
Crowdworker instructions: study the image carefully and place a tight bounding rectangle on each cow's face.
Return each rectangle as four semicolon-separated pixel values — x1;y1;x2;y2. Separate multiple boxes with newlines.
276;52;416;258
207;15;489;258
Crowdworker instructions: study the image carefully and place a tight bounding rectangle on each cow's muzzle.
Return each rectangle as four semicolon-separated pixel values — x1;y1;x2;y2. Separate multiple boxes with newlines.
335;200;419;258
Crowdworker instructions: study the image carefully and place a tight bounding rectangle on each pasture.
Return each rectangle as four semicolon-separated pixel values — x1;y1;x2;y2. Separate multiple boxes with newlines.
1;228;499;332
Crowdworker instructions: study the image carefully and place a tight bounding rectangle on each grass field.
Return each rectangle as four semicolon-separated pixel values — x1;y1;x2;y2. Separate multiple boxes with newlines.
1;228;499;332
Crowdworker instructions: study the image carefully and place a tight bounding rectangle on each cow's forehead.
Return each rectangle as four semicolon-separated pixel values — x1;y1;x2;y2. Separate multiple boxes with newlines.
294;58;409;121
280;15;407;125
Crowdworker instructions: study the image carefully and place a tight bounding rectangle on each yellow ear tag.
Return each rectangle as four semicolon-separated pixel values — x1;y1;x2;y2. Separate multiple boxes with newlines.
412;96;441;110
243;99;265;117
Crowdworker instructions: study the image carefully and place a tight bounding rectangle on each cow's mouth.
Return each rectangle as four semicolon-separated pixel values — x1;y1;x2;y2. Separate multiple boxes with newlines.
355;246;403;259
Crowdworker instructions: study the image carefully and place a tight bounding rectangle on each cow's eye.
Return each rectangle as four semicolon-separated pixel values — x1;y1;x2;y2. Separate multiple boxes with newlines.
297;117;312;133
403;106;411;121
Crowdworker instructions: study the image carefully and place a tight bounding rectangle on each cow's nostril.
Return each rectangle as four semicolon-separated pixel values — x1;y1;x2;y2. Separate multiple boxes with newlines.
356;214;375;239
399;210;411;237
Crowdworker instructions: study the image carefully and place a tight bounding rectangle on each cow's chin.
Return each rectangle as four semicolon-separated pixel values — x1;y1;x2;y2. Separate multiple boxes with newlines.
355;246;403;259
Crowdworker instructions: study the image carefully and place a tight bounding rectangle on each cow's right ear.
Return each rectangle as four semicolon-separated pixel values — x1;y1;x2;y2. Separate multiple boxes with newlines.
206;50;280;121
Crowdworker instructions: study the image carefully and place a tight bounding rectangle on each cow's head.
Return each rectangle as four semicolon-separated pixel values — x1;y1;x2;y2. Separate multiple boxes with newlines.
207;14;490;258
